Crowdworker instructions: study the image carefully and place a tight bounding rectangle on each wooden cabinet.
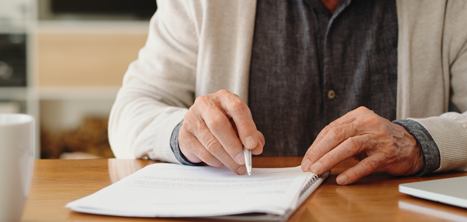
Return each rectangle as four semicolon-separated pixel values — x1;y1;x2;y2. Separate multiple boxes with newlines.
37;25;148;87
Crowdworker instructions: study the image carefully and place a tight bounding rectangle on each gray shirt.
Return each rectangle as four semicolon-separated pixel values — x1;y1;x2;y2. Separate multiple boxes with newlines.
249;0;398;157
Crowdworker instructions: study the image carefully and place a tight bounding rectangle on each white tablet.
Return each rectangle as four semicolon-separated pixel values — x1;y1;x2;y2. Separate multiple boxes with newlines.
399;176;467;208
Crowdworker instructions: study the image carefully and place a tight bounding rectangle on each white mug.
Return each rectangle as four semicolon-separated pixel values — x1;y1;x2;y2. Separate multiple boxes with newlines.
0;114;34;222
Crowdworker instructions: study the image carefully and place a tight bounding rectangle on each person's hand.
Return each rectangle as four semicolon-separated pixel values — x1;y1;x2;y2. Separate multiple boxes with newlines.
301;107;424;185
179;89;265;175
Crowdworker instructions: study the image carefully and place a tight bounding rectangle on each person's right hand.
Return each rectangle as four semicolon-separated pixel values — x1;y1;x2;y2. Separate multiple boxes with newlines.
178;89;265;175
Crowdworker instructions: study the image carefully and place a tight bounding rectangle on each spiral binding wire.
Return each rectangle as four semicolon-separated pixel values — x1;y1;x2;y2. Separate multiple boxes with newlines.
299;173;320;197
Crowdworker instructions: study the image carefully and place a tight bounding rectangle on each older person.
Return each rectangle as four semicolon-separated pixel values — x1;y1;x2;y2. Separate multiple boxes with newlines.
109;0;467;185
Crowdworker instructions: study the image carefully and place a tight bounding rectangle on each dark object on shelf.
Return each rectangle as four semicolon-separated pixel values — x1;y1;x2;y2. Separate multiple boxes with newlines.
0;34;27;87
51;0;157;19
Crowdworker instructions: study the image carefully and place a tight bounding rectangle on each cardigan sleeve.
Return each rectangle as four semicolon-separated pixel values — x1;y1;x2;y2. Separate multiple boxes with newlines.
108;0;197;162
410;112;467;172
410;26;467;173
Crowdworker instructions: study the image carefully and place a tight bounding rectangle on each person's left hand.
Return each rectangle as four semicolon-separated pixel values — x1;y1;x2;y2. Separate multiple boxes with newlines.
301;107;424;185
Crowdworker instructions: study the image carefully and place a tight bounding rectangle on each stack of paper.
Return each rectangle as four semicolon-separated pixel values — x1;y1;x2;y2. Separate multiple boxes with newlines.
67;163;328;221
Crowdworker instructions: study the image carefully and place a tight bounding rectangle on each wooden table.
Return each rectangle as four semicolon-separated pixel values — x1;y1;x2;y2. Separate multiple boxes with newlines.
21;158;467;222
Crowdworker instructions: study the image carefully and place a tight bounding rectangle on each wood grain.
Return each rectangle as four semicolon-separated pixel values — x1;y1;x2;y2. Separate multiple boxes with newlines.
20;158;467;222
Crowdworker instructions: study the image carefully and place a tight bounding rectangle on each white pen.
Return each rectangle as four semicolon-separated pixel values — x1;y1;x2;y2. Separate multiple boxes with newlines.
243;147;252;176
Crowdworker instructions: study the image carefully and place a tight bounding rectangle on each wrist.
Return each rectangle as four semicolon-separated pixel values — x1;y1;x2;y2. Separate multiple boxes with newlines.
406;132;424;175
393;123;424;175
393;119;441;176
170;119;203;166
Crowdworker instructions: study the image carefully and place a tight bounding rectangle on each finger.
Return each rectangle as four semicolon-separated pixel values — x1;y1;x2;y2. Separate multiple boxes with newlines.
191;118;245;174
197;133;245;175
217;90;259;150
336;153;385;185
230;120;264;155
302;122;357;171
304;107;370;158
251;131;265;155
179;126;221;166
198;99;245;165
307;135;377;175
182;125;246;175
308;109;361;150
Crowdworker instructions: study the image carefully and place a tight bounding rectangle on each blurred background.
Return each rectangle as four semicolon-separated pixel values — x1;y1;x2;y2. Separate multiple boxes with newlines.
0;0;157;159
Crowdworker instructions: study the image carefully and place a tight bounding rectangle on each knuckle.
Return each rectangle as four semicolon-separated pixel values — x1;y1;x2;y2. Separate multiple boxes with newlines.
367;109;382;120
195;95;208;105
320;125;332;137
183;112;194;125
206;114;227;132
324;153;337;166
362;116;381;129
348;167;362;179
366;114;380;123
236;121;255;132
346;137;360;150
357;106;369;112
229;99;246;112
217;89;229;95
352;106;367;115
193;96;211;112
228;100;250;118
327;120;339;128
328;126;345;142
308;148;323;160
205;139;222;153
362;158;379;171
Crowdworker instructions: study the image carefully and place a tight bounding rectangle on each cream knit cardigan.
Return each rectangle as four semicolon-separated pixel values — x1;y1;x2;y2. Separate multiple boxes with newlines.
109;0;467;173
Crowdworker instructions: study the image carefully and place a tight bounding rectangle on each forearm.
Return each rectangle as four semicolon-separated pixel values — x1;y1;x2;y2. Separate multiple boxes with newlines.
109;85;187;162
108;0;199;161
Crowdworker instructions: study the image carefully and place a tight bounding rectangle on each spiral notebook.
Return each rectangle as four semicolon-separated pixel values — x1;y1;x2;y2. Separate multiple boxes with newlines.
66;163;329;221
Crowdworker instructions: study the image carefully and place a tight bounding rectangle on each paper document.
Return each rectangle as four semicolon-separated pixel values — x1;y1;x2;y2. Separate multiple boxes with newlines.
67;163;328;220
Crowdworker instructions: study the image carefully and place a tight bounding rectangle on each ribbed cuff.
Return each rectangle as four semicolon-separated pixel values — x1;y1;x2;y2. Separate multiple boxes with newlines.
170;119;203;166
393;119;440;176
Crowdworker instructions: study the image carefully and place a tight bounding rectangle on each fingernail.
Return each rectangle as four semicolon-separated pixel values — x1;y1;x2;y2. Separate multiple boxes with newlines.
235;153;245;165
302;159;312;171
337;175;348;185
310;162;323;174
245;136;256;149
237;166;246;175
